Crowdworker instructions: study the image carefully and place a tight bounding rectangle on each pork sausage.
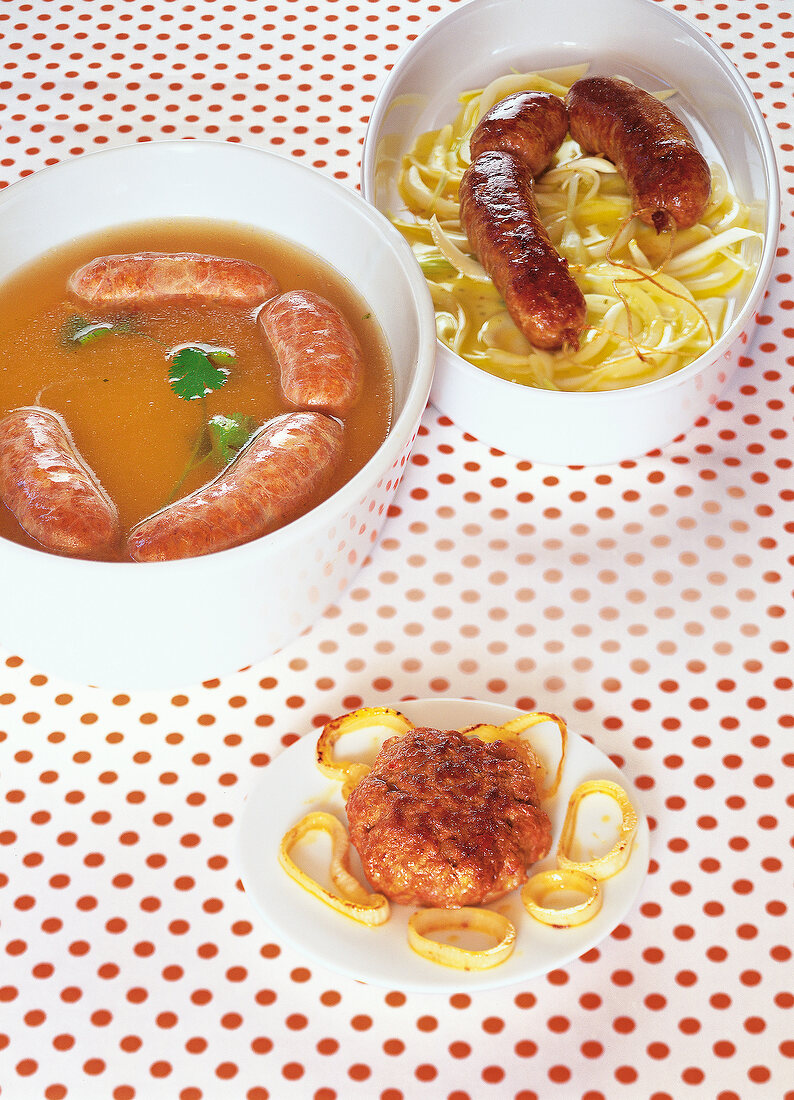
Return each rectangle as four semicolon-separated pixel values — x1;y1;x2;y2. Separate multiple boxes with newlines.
566;76;711;231
469;90;570;177
69;252;280;308
259;290;365;418
0;406;120;558
459;149;587;350
128;411;343;562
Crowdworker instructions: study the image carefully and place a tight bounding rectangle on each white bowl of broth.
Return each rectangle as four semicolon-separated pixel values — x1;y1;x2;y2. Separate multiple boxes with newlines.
361;0;779;465
0;141;436;687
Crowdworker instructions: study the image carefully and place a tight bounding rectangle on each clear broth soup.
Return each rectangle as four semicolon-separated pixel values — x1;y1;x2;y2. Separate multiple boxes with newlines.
0;218;394;561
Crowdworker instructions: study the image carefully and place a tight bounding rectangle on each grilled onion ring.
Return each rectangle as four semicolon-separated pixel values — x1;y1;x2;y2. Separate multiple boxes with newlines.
500;710;568;800
557;779;639;879
279;811;390;926
315;705;415;797
461;710;567;800
521;868;602;927
408;907;517;970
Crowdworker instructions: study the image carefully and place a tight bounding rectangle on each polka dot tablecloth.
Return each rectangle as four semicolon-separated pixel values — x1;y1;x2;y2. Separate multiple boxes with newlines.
1;1;792;1098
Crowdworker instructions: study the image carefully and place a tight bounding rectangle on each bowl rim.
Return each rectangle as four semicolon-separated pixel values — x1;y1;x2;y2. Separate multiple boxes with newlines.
360;0;781;405
0;138;438;573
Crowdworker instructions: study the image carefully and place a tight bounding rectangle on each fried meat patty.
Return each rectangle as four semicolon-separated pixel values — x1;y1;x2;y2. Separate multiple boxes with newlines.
345;727;552;908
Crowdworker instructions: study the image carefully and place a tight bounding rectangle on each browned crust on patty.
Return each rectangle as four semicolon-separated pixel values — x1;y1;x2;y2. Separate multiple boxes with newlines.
346;727;552;908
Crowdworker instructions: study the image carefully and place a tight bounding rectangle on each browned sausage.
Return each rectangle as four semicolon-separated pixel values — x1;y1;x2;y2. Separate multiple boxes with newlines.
258;290;365;418
69;252;280;308
459;150;587;350
0;406;120;558
469;90;570;177
566;76;711;232
128;411;343;562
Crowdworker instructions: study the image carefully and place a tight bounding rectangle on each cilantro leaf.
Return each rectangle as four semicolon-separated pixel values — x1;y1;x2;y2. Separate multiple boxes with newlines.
168;346;230;401
207;413;257;465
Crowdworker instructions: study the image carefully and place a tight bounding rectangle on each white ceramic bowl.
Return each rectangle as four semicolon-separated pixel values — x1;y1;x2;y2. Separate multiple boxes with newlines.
0;141;436;688
361;0;779;465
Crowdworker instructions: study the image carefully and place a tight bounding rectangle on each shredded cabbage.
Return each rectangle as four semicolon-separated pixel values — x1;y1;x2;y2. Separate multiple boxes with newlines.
391;67;764;392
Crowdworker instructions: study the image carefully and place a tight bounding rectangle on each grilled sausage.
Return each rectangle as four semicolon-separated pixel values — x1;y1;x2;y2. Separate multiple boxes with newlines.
469;89;570;177
0;406;120;558
566;76;711;232
69;252;280;308
128;411;343;562
459;149;587;350
259;290;365;418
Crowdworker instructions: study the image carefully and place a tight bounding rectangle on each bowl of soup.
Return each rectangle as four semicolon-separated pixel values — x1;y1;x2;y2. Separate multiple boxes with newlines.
0;140;436;687
361;0;779;465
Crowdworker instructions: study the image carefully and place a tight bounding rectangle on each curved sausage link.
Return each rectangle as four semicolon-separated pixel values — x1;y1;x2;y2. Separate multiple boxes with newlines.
566;76;711;232
469;90;570;178
0;406;120;558
259;290;365;418
69;252;280;308
460;150;587;350
128;411;344;562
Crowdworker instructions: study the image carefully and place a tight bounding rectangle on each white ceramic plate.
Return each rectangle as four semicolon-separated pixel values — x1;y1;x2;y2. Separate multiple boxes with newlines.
237;699;649;992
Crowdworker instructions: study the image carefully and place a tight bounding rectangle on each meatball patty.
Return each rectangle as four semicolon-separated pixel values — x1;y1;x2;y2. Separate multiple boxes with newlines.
345;727;552;908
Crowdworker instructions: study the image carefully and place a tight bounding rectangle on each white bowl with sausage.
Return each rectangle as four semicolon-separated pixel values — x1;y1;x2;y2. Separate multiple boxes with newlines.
0;141;436;688
361;0;779;465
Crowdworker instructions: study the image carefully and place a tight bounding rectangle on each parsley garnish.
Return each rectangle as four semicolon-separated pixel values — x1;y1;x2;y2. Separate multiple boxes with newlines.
207;413;257;465
61;314;136;348
164;410;256;506
168;346;231;401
